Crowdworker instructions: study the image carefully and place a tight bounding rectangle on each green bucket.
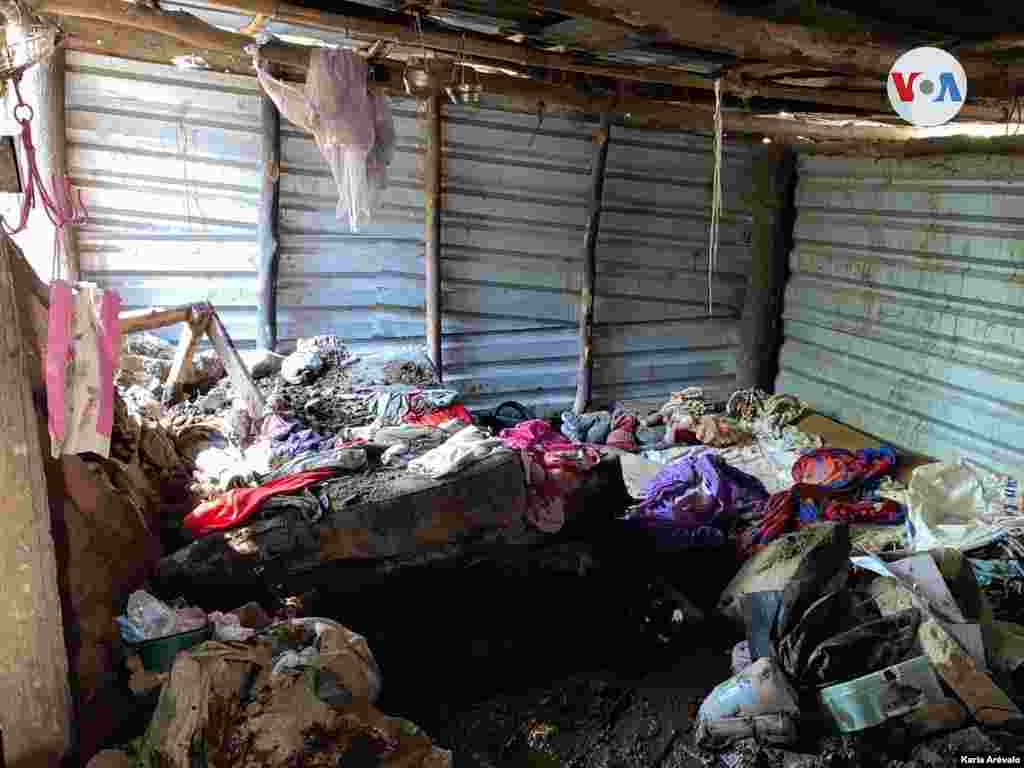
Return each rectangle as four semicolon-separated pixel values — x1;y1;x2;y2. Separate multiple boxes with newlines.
132;623;213;673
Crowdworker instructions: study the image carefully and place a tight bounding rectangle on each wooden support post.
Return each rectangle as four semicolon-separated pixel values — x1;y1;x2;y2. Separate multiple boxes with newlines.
21;47;79;282
421;93;443;381
0;235;72;765
163;308;212;405
257;88;281;352
573;113;611;415
205;311;266;418
736;144;796;391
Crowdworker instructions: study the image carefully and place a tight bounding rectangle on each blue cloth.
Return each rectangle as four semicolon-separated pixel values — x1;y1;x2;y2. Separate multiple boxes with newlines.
560;411;611;444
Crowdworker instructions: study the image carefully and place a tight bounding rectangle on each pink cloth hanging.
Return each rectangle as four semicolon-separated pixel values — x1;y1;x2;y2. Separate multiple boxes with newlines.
96;289;122;438
45;279;73;447
45;283;122;457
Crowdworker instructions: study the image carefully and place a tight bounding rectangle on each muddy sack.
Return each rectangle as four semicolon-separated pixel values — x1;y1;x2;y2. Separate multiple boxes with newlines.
136;619;451;768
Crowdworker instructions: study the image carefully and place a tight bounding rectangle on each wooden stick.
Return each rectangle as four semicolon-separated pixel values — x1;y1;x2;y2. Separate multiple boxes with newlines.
257;85;281;352
0;235;72;765
421;93;443;382
119;304;198;334
205;311;266;418
574;113;611;415
163;309;211;405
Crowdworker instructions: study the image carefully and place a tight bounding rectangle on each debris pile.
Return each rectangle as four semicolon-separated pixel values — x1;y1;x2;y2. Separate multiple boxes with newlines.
104;616;451;768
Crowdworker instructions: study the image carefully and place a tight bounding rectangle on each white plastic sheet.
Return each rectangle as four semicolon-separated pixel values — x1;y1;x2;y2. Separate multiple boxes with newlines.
906;462;1010;552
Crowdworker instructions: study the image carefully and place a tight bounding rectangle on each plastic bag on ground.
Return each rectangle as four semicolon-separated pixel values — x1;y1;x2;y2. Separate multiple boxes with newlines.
126;590;176;640
907;461;1011;552
697;657;799;723
209;611;255;642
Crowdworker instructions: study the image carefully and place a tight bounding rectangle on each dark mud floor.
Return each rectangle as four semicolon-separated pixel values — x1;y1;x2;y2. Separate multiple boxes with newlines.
310;527;745;768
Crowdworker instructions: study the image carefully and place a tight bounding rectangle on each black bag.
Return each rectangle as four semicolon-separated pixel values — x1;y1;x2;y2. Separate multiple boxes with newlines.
476;401;534;433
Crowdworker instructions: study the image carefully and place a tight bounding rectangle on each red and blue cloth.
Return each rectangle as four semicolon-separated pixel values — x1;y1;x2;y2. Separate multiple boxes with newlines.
791;447;896;491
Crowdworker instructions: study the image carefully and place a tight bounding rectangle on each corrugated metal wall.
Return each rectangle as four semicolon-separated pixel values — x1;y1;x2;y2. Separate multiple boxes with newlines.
68;51;264;343
777;153;1024;475
441;108;754;412
65;50;757;414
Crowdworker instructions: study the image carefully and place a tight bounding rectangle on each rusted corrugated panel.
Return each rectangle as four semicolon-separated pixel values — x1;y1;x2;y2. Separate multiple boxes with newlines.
594;126;753;407
442;108;752;413
439;106;590;412
777;153;1024;475
67;51;263;344
276;99;424;353
67;50;748;412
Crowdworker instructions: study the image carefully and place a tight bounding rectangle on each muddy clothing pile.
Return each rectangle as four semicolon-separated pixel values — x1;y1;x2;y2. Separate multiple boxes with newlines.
120;618;450;768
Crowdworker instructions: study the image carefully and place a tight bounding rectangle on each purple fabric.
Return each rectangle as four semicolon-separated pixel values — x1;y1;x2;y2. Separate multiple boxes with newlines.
276;428;329;458
626;449;768;530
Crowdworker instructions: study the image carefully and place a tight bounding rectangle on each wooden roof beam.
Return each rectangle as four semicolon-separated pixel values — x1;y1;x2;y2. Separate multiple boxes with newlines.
545;0;1021;97
41;3;996;143
143;0;716;89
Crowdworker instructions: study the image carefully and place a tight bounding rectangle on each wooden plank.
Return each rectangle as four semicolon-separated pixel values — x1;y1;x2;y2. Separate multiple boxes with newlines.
574;113;610;415
226;0;711;89
736;144;794;391
0;234;72;765
205;310;266;418
39;0;310;74
421;93;443;382
120;304;196;334
546;0;1014;92
919;618;1024;727
257;87;281;351
163;309;212;405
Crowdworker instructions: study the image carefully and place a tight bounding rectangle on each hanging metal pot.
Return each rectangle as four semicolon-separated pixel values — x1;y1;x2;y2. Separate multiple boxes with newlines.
403;64;437;96
456;81;483;105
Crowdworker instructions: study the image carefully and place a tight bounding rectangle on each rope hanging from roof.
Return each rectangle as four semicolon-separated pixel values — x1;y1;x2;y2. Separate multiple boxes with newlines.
707;78;723;316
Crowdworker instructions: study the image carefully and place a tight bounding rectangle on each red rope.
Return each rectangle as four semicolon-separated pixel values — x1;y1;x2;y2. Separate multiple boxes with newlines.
3;75;88;277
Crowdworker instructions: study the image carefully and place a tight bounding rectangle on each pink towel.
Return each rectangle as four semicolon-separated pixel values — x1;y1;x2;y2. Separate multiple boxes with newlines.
45;280;73;446
96;289;122;437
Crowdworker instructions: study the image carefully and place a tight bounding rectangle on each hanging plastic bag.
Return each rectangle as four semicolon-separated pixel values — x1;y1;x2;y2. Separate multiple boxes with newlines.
256;48;394;231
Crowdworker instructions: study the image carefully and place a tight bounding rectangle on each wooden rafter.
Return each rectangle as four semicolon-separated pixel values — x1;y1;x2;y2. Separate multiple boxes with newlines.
550;0;1022;96
38;0;1016;140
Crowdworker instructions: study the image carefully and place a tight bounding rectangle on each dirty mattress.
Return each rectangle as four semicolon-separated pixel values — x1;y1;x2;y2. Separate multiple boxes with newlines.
158;451;529;594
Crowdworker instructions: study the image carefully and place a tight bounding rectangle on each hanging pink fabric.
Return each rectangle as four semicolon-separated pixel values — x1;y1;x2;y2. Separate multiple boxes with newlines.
45;279;73;447
96;289;122;437
256;48;393;232
45;284;119;458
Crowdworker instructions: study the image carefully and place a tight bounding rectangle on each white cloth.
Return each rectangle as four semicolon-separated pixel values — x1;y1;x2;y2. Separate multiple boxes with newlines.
407;426;509;479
